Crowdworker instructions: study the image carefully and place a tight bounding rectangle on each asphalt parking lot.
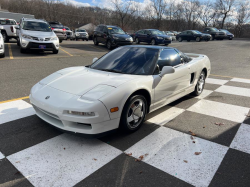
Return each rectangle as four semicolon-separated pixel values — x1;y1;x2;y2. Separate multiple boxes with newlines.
1;39;250;187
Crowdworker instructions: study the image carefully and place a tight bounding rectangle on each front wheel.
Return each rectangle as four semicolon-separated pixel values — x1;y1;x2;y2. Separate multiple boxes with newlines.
120;95;147;132
151;39;156;45
193;71;206;96
178;37;182;42
2;32;9;42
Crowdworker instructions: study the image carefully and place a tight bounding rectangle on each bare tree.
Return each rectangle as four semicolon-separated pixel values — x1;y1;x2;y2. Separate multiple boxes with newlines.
198;0;217;27
215;0;235;29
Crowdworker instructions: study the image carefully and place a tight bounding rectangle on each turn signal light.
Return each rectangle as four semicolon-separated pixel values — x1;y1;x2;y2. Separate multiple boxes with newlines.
110;107;119;113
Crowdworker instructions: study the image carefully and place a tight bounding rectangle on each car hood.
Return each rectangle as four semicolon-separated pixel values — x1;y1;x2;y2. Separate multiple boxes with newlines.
40;67;139;95
22;30;56;37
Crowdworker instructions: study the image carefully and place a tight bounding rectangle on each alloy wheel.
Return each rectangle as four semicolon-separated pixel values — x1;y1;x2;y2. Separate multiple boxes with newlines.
151;39;156;45
197;72;205;93
126;99;145;129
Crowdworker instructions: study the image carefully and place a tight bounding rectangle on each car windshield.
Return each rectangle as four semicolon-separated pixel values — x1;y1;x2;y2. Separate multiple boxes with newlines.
108;27;125;34
90;47;159;75
210;28;219;31
193;30;202;34
22;21;52;32
76;29;86;32
151;30;164;35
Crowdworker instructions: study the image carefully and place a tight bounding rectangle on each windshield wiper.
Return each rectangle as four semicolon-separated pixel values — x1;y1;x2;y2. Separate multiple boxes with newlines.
97;69;122;73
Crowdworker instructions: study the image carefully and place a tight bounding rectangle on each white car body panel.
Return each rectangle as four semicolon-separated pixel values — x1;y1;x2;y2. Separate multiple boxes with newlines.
0;33;5;55
30;51;210;136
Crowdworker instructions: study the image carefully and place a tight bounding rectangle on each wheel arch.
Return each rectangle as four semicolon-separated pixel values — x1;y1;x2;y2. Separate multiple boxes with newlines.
202;67;208;78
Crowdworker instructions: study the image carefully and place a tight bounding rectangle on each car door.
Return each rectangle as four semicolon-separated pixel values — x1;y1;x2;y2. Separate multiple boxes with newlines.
153;49;191;108
144;30;151;43
180;31;187;40
95;26;103;43
139;30;147;42
187;31;195;41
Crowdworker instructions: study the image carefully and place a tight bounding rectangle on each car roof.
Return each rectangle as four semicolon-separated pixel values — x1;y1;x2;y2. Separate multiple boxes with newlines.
120;45;174;50
23;18;46;23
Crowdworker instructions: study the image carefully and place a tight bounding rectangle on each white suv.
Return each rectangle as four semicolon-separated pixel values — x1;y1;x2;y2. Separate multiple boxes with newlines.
16;18;59;54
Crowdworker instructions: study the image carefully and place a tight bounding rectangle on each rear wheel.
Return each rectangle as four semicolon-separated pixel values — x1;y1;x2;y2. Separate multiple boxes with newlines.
151;39;156;45
0;52;5;58
196;37;201;42
120;95;147;132
59;40;62;43
193;71;206;96
106;40;112;50
17;39;20;46
2;31;9;43
178;37;182;42
94;37;99;45
135;38;140;44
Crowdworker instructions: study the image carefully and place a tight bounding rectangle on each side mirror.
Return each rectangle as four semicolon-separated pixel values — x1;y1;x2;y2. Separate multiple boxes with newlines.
160;66;175;77
92;57;98;63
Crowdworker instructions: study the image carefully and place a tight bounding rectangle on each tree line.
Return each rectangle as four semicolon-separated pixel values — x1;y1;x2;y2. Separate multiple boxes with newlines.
0;0;249;37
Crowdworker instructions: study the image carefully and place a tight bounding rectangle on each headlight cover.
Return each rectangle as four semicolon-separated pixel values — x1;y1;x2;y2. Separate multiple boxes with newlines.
50;37;58;41
157;37;163;39
22;34;33;40
80;85;115;100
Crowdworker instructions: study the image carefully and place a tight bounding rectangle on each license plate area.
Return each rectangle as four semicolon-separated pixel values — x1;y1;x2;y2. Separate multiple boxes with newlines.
39;45;46;49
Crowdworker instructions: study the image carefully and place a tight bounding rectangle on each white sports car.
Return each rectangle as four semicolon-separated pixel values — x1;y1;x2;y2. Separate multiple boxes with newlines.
30;46;211;137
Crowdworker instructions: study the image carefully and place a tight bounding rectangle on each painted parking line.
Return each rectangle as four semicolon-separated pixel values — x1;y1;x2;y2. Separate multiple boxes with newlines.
0;96;29;104
8;44;13;59
210;74;250;81
60;47;73;56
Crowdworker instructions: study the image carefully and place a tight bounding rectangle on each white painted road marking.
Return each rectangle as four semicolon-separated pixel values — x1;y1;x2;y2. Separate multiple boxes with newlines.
230;123;250;154
0;100;35;125
126;127;228;187
0;152;5;160
7;134;122;187
195;89;213;99
215;85;250;98
187;100;249;123
147;107;185;126
206;78;229;85
231;78;250;84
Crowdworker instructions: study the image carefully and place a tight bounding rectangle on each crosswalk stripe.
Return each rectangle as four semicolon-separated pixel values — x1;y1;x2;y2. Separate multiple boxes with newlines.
206;78;229;85
230;123;250;154
0;152;5;160
125;127;228;187
231;78;250;84
187;100;249;123
147;107;185;126
7;133;122;187
215;85;250;98
0;100;35;125
195;89;213;99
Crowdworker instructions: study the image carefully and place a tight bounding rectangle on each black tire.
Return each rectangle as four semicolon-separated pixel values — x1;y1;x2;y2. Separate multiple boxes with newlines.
135;38;140;44
106;40;112;50
187;40;190;42
17;39;20;46
53;49;59;54
120;95;147;133
193;71;206;96
94;37;99;45
151;39;156;45
178;37;182;42
2;31;9;43
86;39;89;41
0;52;5;58
59;40;62;43
196;37;201;42
20;48;26;53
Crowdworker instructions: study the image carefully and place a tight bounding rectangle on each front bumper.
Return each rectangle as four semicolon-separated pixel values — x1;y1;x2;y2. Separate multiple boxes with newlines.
156;38;172;44
21;41;59;51
30;84;120;135
112;39;133;46
55;33;67;40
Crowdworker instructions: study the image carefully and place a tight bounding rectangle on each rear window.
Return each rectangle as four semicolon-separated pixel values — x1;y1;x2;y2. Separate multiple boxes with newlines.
0;19;17;25
50;24;64;28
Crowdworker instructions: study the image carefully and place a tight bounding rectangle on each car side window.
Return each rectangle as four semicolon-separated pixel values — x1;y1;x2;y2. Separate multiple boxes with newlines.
138;30;144;34
181;31;186;34
144;30;150;35
175;49;192;63
187;31;192;35
103;27;108;34
157;49;181;70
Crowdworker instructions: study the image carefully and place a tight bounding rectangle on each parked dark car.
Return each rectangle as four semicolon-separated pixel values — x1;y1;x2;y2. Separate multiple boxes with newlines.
134;29;172;45
219;29;234;40
48;21;67;43
203;27;227;40
176;30;211;42
93;25;133;50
